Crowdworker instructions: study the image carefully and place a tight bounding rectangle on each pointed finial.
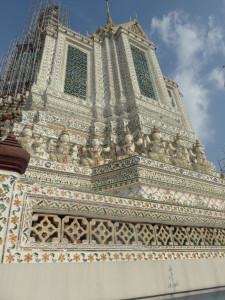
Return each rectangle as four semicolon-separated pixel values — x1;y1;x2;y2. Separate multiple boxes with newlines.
125;127;131;135
106;0;113;26
135;13;138;22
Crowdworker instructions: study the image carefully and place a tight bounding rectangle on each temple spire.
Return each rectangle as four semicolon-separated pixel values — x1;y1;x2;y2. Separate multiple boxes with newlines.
106;0;113;27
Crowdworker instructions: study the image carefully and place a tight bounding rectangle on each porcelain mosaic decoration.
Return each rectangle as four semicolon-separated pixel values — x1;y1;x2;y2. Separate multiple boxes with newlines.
0;1;225;265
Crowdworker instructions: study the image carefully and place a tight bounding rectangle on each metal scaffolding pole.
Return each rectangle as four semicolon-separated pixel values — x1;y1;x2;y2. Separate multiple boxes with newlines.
0;0;70;97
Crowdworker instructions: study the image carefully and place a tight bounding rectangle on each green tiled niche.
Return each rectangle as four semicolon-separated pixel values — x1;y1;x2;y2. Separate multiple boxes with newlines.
64;45;87;100
131;45;156;100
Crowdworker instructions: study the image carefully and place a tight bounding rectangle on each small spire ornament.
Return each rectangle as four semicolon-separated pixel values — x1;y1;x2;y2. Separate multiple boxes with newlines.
126;127;131;135
106;0;114;28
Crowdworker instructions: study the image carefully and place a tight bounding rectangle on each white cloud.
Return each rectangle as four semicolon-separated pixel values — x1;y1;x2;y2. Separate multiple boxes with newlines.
208;68;225;90
205;16;225;58
150;11;225;142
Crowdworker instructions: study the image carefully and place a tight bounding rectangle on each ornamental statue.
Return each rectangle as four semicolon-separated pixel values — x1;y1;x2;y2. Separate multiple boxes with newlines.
192;140;210;174
135;132;151;157
168;133;191;169
18;124;34;155
81;134;110;167
148;127;166;162
47;139;58;162
70;144;79;165
33;133;49;160
116;127;138;157
56;128;72;163
104;136;118;162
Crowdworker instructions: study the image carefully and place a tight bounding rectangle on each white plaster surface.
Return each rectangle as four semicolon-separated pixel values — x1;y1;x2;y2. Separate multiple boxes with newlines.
0;258;224;300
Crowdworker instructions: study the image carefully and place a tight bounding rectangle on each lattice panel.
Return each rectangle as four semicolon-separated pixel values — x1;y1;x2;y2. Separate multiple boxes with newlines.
202;228;216;246
215;229;225;246
136;224;156;246
90;219;114;245
62;216;89;243
29;213;225;249
155;225;173;245
187;227;204;246
64;45;87;100
171;226;189;246
114;222;136;245
130;44;156;100
30;214;61;242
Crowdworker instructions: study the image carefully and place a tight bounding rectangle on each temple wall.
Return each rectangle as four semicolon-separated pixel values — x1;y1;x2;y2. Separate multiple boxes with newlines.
1;258;225;299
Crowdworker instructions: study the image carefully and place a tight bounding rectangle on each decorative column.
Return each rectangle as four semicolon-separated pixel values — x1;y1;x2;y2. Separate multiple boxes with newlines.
35;33;57;90
110;35;126;115
47;31;64;91
102;33;116;116
92;37;105;119
31;31;57;109
116;29;140;100
0;133;30;263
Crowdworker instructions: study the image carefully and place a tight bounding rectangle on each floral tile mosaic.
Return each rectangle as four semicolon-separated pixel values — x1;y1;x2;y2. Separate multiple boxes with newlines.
1;173;225;264
4;250;225;264
0;172;18;261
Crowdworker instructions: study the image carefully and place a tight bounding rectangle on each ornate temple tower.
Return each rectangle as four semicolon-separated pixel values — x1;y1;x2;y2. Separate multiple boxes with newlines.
26;0;196;148
0;1;225;299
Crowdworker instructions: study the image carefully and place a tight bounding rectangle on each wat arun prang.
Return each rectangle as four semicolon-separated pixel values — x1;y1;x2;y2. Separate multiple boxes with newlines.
0;1;225;299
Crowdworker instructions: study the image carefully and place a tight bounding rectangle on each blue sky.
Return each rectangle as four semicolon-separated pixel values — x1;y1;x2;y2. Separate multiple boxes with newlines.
0;0;225;170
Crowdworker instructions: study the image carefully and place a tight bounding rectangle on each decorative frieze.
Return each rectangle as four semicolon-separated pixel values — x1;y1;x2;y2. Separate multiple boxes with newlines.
2;176;225;265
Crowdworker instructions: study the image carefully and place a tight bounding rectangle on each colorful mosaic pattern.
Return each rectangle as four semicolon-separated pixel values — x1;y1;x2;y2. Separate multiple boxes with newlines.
64;45;87;100
131;44;156;100
4;250;225;264
0;173;17;260
1;175;225;264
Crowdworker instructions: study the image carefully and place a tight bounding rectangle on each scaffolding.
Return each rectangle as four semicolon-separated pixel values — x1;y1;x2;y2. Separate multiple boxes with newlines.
0;0;69;97
218;146;225;173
